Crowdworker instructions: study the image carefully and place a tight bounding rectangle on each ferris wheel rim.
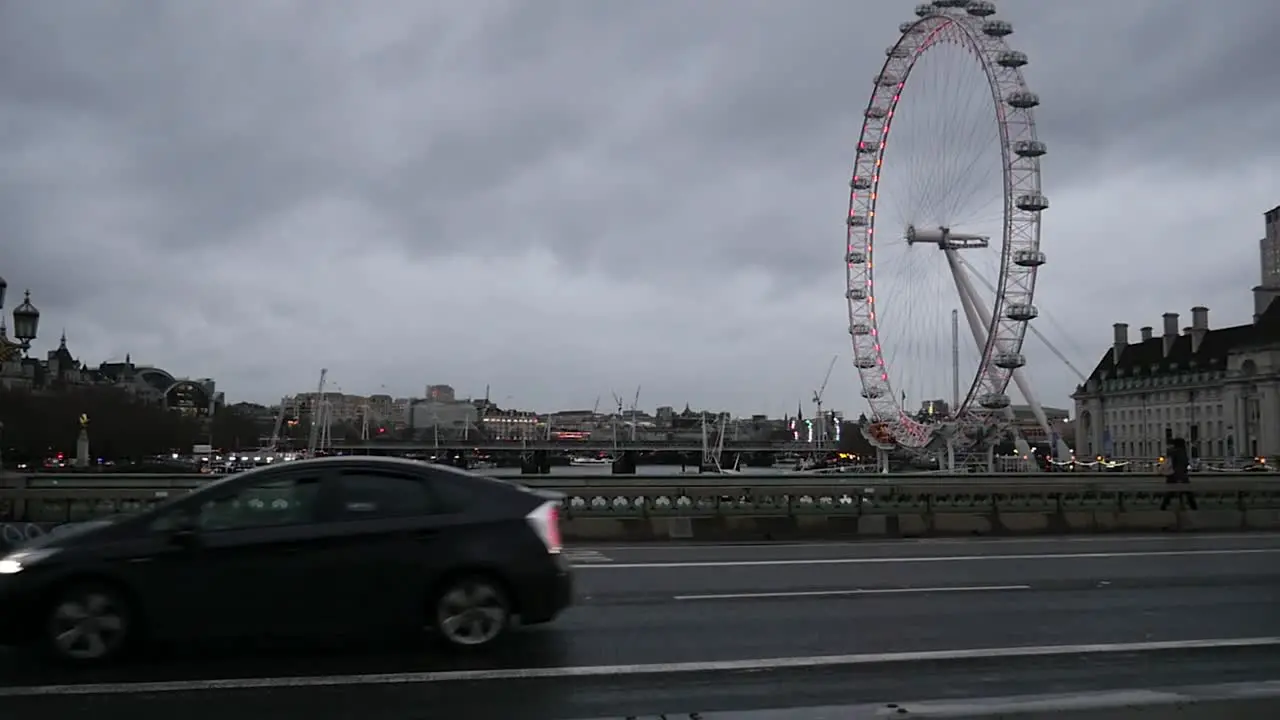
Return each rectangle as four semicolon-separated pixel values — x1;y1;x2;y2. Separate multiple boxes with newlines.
844;3;1047;448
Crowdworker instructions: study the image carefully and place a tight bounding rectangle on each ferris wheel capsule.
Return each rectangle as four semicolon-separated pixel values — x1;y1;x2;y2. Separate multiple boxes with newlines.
1005;304;1039;321
1013;140;1047;157
875;72;901;87
982;20;1013;37
966;1;997;16
1006;90;1040;109
1016;194;1049;212
1013;249;1046;267
997;50;1029;68
994;352;1027;369
979;393;1011;410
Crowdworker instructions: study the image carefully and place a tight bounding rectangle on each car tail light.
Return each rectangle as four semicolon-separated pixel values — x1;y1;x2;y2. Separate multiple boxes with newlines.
526;501;562;554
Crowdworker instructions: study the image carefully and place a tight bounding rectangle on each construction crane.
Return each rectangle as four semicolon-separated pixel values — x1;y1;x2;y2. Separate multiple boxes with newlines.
306;368;328;455
629;385;642;442
610;391;625;453
464;384;491;441
812;355;838;449
265;395;288;451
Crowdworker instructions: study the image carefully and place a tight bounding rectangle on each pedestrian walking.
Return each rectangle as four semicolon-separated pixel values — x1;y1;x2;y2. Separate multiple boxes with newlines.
1159;437;1197;510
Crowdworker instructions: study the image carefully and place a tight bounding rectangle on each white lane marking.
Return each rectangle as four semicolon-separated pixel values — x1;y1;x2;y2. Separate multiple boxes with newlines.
2;637;1277;697
563;549;612;563
880;680;1280;716
673;584;1031;600
576;532;1280;552
571;547;1280;569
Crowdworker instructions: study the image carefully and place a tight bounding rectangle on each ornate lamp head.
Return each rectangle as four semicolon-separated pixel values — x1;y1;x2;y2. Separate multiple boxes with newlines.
11;290;39;348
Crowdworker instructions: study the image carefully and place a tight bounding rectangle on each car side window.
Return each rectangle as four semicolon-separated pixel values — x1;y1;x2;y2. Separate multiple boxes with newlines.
334;470;437;519
194;474;323;531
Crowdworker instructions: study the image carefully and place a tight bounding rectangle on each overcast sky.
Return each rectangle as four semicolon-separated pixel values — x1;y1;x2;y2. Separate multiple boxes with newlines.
2;0;1277;417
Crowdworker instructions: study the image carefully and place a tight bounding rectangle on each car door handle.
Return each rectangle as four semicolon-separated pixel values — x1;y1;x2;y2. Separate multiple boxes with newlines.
406;529;439;540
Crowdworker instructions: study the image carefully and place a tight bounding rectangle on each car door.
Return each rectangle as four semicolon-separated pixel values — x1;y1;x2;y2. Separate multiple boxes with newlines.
132;467;333;641
314;465;459;632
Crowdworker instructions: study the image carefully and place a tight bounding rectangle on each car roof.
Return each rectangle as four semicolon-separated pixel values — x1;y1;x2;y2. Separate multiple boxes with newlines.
199;455;489;489
263;455;477;474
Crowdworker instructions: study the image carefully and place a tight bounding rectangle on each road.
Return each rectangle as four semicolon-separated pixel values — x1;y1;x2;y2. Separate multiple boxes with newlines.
2;533;1279;719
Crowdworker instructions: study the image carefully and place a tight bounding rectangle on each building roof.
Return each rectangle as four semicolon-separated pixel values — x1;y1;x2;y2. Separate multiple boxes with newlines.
1079;299;1279;389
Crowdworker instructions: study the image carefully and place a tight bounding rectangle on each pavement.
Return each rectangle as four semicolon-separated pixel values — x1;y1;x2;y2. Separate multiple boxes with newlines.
2;532;1279;719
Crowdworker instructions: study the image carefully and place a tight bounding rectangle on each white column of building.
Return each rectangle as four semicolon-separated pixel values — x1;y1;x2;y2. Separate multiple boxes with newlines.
1262;381;1280;458
1228;387;1246;459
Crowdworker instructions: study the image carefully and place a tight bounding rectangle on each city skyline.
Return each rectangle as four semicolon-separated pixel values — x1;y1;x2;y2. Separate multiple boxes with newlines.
2;1;1277;417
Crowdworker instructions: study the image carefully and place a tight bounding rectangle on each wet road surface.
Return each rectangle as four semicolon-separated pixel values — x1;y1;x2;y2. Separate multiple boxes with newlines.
2;532;1278;719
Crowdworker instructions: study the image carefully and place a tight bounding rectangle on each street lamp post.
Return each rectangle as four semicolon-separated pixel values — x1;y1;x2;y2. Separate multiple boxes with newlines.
0;276;41;353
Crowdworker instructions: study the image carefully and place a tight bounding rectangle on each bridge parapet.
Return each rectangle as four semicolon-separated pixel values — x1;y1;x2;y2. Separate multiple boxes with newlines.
1;473;1278;542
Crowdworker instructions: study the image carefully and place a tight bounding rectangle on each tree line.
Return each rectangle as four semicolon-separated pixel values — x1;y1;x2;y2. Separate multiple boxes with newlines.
0;386;264;465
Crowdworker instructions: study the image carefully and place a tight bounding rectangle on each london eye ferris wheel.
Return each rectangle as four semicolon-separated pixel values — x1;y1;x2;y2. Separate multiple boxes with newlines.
846;1;1052;452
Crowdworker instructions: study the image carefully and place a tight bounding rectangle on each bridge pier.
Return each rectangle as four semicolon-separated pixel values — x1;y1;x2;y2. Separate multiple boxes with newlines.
612;450;637;474
451;451;471;470
520;450;551;475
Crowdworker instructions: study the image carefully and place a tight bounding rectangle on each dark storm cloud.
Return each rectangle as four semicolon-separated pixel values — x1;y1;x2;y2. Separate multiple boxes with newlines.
0;0;1276;415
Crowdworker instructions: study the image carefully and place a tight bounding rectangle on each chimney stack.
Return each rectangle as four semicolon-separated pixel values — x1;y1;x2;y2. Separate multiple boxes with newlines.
1162;312;1179;357
1190;306;1209;352
1140;326;1153;342
1112;323;1128;364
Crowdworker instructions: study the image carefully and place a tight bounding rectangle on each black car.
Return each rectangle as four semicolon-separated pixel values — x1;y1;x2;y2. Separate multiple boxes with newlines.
0;456;572;663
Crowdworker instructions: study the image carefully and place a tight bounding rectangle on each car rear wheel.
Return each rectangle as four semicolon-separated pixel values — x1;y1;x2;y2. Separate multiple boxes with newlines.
432;574;510;649
42;581;133;664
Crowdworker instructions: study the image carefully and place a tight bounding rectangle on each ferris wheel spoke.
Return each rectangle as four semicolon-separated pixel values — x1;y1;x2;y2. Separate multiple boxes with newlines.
845;1;1049;453
892;24;1003;231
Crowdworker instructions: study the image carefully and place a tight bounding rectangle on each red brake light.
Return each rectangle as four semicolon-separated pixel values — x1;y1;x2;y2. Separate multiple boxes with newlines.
546;504;562;553
526;501;562;554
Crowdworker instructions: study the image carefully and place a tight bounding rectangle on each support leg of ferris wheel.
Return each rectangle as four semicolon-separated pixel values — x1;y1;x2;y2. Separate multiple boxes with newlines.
945;250;1034;467
947;251;1070;464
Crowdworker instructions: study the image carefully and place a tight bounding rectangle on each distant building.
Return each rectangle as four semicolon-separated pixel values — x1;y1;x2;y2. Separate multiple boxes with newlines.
425;384;455;402
1072;204;1280;461
1256;205;1280;319
1010;404;1069;446
0;331;222;415
410;399;478;434
917;398;951;419
480;409;539;440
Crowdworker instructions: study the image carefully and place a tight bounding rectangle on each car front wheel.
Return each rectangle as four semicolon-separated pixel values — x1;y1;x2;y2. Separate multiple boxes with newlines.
432;575;511;649
42;581;133;664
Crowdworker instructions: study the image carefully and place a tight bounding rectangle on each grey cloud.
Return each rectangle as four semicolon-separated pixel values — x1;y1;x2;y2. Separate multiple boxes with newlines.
1;0;1276;416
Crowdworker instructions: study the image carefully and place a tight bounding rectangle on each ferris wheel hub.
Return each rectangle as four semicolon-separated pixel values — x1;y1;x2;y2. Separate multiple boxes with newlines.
904;224;990;249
